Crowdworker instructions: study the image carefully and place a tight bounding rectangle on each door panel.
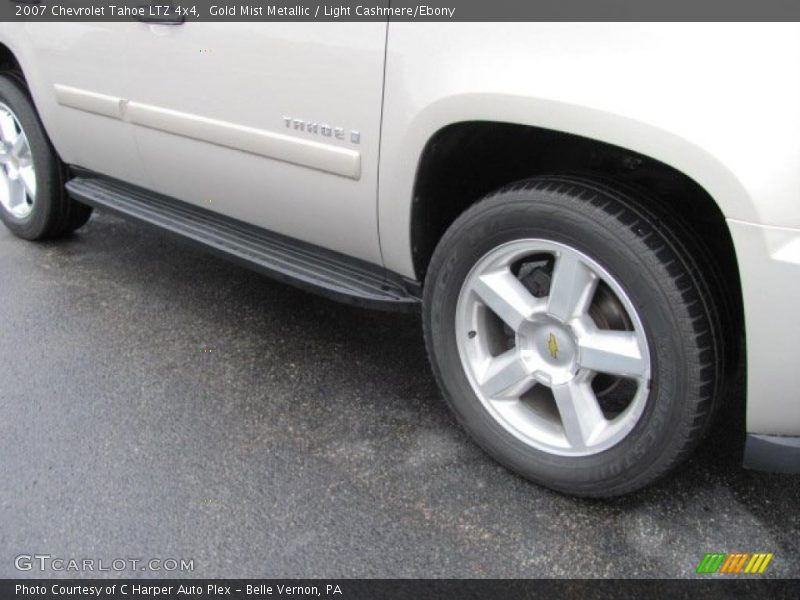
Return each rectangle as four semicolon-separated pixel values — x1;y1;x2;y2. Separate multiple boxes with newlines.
127;22;387;264
19;23;148;188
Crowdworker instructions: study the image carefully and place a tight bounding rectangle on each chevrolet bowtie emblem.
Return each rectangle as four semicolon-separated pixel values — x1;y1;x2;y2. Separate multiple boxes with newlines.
547;333;558;359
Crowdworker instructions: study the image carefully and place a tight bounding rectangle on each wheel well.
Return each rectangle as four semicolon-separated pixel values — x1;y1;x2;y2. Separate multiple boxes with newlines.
411;123;741;307
0;43;23;79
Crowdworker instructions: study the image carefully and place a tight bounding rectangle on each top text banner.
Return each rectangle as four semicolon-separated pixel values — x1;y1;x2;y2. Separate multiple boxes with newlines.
3;0;800;22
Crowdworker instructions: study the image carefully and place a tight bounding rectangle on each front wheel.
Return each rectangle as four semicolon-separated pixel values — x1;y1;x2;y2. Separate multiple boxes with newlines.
423;176;727;497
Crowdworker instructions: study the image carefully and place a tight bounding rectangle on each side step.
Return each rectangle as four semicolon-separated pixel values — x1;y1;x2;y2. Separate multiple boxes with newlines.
66;176;420;311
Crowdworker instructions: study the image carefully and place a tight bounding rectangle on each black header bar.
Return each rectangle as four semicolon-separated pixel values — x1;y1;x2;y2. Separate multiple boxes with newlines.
3;0;800;22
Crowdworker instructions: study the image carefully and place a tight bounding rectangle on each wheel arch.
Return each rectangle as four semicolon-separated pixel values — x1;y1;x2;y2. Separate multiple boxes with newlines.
378;90;759;278
396;106;746;373
409;114;743;280
0;40;24;81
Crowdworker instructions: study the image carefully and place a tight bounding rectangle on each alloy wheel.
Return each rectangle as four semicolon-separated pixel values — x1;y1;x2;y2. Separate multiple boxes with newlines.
455;239;651;456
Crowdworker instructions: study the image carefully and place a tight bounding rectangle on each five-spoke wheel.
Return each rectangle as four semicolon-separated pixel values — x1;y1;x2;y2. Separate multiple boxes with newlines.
456;239;650;455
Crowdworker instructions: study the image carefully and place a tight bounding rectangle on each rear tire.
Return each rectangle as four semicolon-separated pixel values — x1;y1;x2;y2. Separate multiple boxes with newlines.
423;176;728;497
0;73;91;240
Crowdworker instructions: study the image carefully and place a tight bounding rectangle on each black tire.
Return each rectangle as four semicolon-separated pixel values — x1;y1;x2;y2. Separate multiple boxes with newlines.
0;73;91;240
423;175;729;497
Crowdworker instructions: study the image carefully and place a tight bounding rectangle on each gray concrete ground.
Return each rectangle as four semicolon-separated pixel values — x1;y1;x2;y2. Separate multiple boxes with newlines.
1;212;798;578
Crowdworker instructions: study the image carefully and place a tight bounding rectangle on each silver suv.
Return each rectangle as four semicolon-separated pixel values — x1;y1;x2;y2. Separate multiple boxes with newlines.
0;22;798;495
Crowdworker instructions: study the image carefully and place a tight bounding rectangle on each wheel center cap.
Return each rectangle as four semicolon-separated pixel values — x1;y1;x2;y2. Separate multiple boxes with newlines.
518;318;578;385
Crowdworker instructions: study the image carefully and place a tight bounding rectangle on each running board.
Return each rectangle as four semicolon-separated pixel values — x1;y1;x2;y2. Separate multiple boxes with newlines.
65;176;420;311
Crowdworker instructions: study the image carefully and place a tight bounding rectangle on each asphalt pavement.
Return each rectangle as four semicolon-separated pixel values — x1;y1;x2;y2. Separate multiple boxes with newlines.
1;211;798;578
